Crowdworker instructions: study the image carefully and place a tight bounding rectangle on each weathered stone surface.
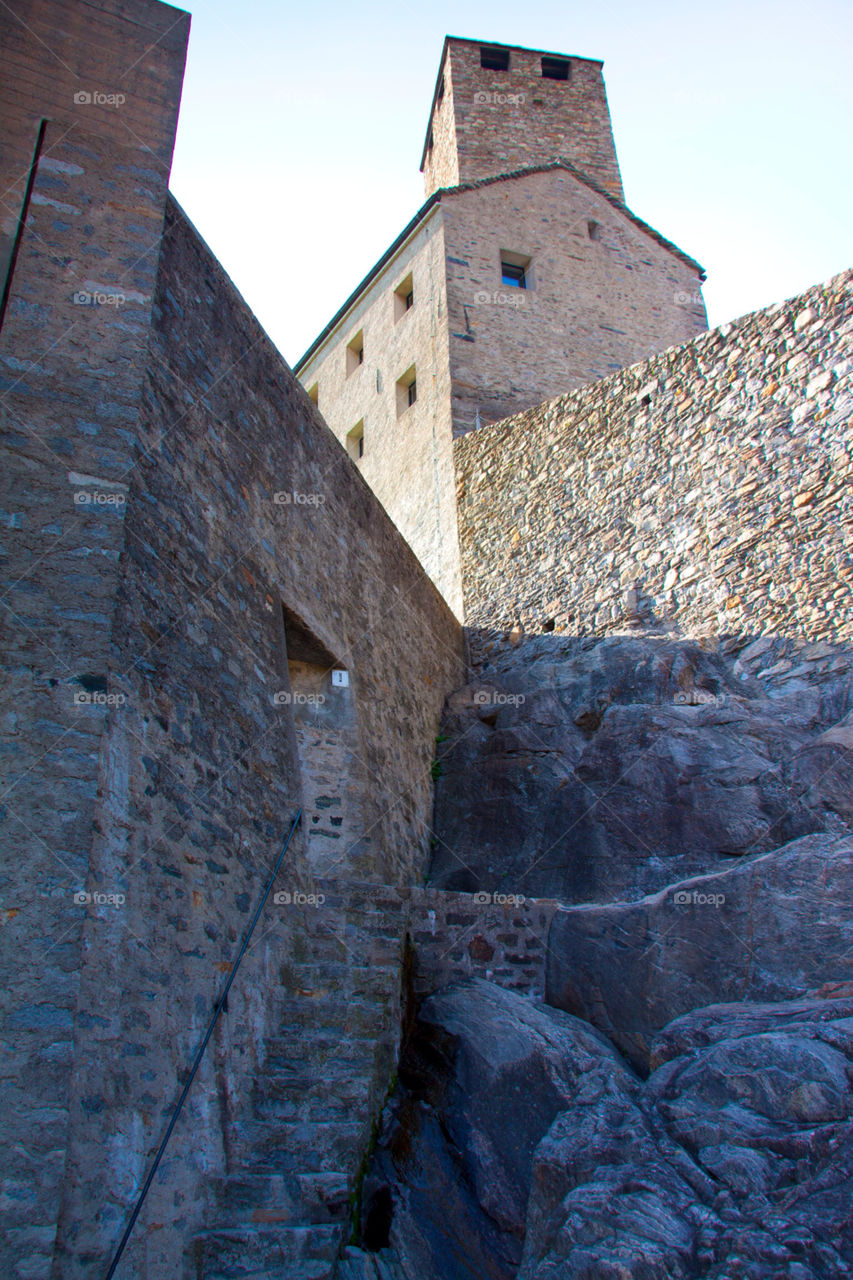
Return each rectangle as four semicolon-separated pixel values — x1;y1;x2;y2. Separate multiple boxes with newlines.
546;832;853;1070
345;979;631;1280
455;268;853;650
430;633;853;902
342;983;853;1280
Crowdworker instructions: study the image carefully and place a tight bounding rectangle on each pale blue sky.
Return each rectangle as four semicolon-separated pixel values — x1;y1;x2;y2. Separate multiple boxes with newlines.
168;0;852;367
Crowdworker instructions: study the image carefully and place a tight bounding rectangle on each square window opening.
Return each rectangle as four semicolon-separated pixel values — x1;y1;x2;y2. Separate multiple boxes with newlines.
394;272;414;322
500;250;531;290
541;56;570;81
346;330;364;377
346;420;364;461
395;365;417;418
480;46;510;71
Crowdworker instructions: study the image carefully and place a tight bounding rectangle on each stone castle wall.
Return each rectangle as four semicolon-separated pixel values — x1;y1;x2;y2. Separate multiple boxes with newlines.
49;197;464;1278
454;269;853;651
423;39;624;202
0;4;190;1275
443;168;707;438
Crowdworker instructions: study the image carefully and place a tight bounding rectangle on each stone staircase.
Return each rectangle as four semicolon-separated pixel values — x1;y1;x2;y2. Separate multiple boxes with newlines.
189;883;406;1280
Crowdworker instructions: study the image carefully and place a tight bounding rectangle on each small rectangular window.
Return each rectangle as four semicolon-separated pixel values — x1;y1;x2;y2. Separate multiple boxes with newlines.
541;56;570;81
395;365;417;418
500;251;531;289
346;330;364;377
480;46;510;71
587;220;601;242
346;420;364;461
394;272;414;322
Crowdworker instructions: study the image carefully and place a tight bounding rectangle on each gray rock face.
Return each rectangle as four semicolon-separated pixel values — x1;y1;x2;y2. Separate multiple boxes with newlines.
341;982;853;1280
545;832;853;1070
430;635;853;903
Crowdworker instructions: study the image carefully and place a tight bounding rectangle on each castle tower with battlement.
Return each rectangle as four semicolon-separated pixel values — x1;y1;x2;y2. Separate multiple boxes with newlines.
296;37;708;617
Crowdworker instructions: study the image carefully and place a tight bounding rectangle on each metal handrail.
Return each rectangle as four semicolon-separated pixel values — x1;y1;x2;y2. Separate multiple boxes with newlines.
103;808;303;1279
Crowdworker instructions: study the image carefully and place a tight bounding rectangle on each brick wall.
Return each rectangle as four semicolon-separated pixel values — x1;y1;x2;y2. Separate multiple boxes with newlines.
455;269;853;653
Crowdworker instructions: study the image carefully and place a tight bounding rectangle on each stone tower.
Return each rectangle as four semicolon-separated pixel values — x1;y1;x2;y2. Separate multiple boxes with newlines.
421;37;624;201
295;38;708;618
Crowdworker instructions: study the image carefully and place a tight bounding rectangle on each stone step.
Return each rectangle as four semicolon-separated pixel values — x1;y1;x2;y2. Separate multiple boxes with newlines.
236;1119;368;1173
212;1168;350;1227
192;1224;341;1279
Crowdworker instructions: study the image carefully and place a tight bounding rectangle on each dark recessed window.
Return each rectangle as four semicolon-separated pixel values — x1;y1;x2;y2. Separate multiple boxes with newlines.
396;365;417;418
541;56;570;81
480;46;510;71
587;221;601;241
346;330;364;376
437;74;445;104
408;380;417;407
501;260;527;288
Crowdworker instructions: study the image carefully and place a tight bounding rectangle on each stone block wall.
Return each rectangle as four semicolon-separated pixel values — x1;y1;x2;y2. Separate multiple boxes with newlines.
443;168;707;437
423;38;624;202
408;887;559;999
0;3;190;1275
454;269;853;652
295;210;464;617
47;197;463;1278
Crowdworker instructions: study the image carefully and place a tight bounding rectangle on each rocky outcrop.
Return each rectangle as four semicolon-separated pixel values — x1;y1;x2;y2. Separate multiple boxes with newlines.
546;832;853;1070
341;980;853;1280
430;633;853;903
335;632;853;1279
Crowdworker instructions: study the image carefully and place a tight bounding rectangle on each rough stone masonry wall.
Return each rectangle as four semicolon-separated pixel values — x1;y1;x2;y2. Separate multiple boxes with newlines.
49;197;464;1280
455;269;853;651
0;4;189;1276
424;40;623;202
